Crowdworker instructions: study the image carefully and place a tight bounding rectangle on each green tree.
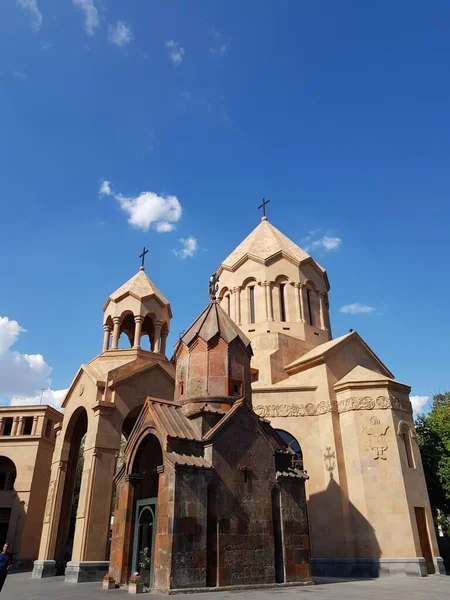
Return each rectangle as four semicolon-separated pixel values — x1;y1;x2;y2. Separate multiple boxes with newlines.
416;392;450;536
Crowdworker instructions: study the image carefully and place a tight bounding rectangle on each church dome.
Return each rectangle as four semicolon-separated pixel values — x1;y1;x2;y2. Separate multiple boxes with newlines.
180;301;251;349
219;217;325;275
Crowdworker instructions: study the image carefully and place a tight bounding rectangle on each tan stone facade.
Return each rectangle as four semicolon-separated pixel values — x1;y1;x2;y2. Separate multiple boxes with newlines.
216;217;443;577
0;405;62;567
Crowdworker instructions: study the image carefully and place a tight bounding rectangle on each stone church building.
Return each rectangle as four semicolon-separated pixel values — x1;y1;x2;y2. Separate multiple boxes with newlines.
22;215;442;588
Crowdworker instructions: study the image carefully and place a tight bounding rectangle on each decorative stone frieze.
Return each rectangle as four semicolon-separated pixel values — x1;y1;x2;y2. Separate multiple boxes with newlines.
253;394;412;418
338;395;412;415
254;401;335;418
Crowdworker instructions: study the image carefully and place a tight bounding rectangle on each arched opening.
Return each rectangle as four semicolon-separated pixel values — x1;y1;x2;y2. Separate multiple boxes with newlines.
142;315;155;351
118;314;135;349
218;287;231;317
122;405;145;440
271;486;285;583
275;430;303;470
0;458;16;492
130;433;163;589
399;423;415;468
54;408;88;570
104;316;113;351
305;283;319;328
275;276;289;322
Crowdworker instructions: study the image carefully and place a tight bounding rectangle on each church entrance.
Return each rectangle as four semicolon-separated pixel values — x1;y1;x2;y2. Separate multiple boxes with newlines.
131;499;157;590
128;433;163;589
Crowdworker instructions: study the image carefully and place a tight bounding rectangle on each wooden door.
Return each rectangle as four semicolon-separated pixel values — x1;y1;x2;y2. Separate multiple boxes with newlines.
414;507;435;574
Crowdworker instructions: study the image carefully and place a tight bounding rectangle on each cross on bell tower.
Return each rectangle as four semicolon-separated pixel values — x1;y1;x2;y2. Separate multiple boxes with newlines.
139;246;149;270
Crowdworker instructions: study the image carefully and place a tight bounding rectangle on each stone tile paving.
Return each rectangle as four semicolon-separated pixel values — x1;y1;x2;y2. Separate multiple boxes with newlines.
1;572;449;599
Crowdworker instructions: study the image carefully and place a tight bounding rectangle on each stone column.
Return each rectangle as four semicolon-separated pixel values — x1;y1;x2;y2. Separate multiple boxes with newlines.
233;287;242;324
35;427;65;576
102;324;111;352
268;282;274;321
11;417;19;436
318;291;327;330
17;416;24;436
111;317;121;350
301;285;310;325
0;418;4;436
160;330;168;356
293;283;303;322
32;416;38;436
133;316;143;349
261;282;269;321
70;445;119;566
109;475;140;584
153;321;163;353
261;281;274;321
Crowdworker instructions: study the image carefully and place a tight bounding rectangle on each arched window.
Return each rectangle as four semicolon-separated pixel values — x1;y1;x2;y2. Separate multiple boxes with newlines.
0;458;17;492
249;286;255;324
399;422;415;468
275;430;303;469
279;283;287;322
226;294;231;316
305;282;320;327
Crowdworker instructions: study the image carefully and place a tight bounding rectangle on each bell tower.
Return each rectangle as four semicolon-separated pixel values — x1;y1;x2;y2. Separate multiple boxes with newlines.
102;265;172;355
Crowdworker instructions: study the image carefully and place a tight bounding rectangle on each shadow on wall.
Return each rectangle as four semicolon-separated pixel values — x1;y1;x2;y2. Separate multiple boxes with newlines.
308;473;381;578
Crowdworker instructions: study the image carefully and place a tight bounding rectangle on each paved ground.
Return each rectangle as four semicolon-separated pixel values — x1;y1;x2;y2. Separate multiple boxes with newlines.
1;572;449;599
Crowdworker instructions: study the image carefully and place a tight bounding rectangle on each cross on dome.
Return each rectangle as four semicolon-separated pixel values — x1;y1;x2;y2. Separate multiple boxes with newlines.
257;197;270;220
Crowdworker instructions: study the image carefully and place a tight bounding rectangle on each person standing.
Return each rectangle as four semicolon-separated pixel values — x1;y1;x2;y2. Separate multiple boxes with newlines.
0;544;13;592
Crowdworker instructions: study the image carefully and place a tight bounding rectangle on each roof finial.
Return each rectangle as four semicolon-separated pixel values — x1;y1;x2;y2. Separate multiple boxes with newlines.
257;197;270;221
209;272;219;301
139;246;149;271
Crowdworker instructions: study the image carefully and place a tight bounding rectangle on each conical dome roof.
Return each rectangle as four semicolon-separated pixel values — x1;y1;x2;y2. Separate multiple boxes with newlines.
220;218;325;273
103;268;170;311
180;301;251;349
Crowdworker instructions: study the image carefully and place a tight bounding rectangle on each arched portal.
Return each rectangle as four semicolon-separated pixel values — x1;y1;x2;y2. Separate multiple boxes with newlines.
130;433;163;589
54;408;88;570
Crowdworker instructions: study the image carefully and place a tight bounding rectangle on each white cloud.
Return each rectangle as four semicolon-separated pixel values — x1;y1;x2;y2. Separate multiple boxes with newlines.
209;27;230;57
108;21;133;47
17;0;42;31
99;179;112;196
410;395;430;415
339;303;376;314
10;66;27;80
101;179;183;232
307;235;341;252
173;236;197;259
303;230;342;252
165;40;185;65
11;389;67;410
0;317;63;407
117;192;182;232
73;0;100;36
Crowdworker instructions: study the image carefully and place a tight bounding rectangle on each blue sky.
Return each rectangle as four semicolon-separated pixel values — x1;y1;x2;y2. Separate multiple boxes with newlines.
1;1;449;414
